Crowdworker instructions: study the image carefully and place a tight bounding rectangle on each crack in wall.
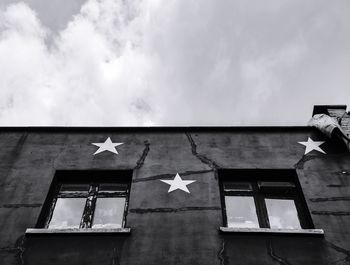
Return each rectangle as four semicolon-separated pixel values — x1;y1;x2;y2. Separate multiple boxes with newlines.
294;155;318;169
129;206;221;214
132;170;213;183
185;133;220;171
0;246;19;252
325;240;350;265
0;132;28;188
0;242;26;265
134;140;150;170
17;235;25;265
110;247;120;265
331;255;350;265
0;203;42;208
52;135;68;169
312;211;350;216
328;184;350;188
3;235;27;265
267;240;293;265
310;196;350;202
217;239;227;265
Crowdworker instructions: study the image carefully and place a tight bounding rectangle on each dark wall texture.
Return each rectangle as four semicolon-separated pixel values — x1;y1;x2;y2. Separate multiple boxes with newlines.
0;127;349;265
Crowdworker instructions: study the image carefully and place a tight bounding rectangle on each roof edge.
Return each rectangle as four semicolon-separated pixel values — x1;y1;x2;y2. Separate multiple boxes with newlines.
0;126;313;132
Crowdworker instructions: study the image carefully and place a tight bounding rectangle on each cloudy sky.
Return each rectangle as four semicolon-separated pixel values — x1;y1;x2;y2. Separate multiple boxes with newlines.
0;0;349;126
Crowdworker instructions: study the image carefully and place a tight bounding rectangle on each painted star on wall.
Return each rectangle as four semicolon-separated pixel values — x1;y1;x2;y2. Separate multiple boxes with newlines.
160;173;196;193
298;137;326;155
92;137;123;155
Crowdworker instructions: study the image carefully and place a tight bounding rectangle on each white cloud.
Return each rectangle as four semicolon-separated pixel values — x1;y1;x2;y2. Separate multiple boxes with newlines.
0;0;350;125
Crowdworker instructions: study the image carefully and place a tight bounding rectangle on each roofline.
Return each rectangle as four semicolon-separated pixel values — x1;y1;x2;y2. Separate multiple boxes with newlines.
0;126;314;132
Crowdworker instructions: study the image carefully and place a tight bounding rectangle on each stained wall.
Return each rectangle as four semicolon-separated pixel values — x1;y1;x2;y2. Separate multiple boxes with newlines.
0;127;349;265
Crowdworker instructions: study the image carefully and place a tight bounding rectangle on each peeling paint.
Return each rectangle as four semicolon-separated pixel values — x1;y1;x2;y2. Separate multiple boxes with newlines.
2;128;350;264
80;185;98;228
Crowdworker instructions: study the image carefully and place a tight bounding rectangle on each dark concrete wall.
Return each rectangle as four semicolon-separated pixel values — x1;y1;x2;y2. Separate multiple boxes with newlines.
0;128;349;265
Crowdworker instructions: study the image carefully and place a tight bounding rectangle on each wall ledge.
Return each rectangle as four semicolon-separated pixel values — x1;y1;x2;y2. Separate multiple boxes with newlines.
219;227;324;236
25;227;131;235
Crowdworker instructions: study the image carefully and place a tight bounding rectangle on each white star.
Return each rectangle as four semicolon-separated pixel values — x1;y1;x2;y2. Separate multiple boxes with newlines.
92;137;123;155
298;137;326;155
160;173;196;193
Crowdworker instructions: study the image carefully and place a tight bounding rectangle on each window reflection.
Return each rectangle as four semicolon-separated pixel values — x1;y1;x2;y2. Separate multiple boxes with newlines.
92;197;126;228
225;196;259;228
265;199;301;229
48;198;86;229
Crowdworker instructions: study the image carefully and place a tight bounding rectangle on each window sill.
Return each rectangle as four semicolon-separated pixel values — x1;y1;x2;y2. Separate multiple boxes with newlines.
25;228;131;235
219;227;324;236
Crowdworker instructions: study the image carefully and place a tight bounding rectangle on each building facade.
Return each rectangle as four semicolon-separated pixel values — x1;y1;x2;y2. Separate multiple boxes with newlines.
0;106;349;265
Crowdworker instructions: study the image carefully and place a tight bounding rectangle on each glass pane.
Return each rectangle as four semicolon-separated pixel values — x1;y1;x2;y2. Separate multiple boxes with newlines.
92;197;126;228
258;182;295;189
225;196;259;228
223;182;252;192
48;198;86;229
99;183;127;194
59;184;89;195
265;199;301;229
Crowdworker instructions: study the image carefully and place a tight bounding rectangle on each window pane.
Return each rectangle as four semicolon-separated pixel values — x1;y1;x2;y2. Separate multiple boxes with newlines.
225;196;259;228
59;184;89;195
224;182;252;192
265;199;301;229
258;182;295;189
98;183;128;196
48;198;86;229
99;183;127;192
258;182;296;195
92;197;126;228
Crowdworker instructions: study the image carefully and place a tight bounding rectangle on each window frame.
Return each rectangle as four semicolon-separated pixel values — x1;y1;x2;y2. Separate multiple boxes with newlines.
35;170;132;231
219;169;315;231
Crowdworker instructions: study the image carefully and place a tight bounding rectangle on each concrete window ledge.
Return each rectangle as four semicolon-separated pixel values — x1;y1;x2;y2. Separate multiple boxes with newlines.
25;228;131;235
219;227;324;236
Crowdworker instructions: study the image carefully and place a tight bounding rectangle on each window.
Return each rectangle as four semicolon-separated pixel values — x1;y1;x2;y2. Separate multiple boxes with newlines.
37;171;132;230
219;170;314;231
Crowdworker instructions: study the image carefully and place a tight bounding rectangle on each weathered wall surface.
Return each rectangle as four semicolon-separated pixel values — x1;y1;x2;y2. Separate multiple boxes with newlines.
0;128;349;265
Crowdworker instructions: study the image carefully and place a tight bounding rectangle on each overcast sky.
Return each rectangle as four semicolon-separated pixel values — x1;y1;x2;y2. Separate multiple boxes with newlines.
0;0;349;126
